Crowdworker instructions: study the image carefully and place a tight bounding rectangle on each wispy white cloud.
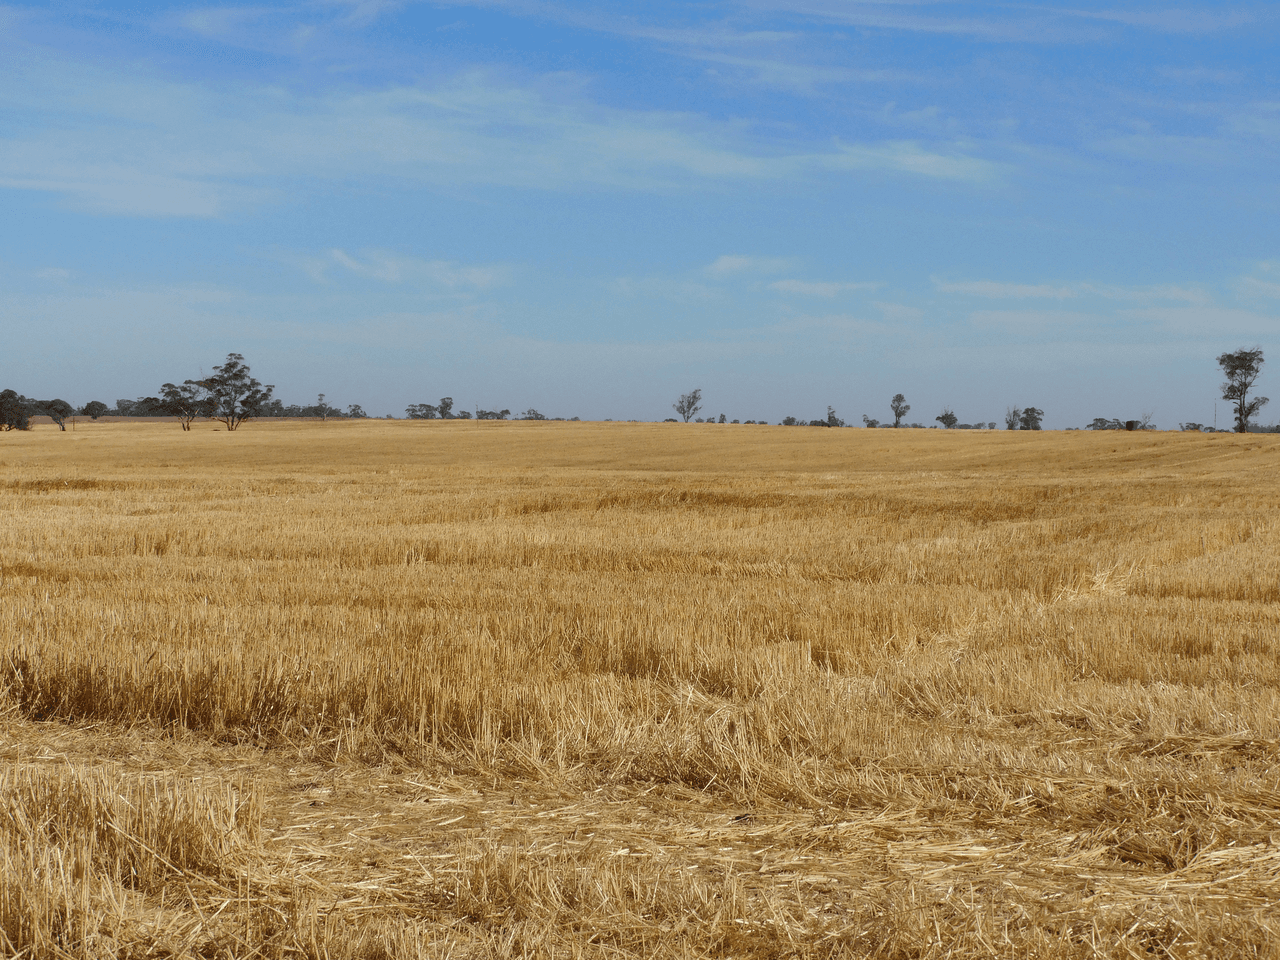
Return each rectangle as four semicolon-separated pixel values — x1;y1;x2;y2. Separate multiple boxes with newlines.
732;311;897;349
1061;8;1257;34
1239;276;1280;298
736;0;1259;42
733;0;1108;43
322;0;408;27
826;141;1002;182
693;50;915;94
181;6;272;40
0;37;1010;217
288;248;507;289
1117;304;1279;338
1156;66;1243;85
610;276;723;303
705;254;795;277
0;170;242;217
1093;131;1240;167
1226;102;1280;142
968;309;1101;330
1085;283;1209;304
1235;262;1280;299
965;302;1277;342
874;301;924;323
769;278;877;297
936;279;1076;299
936;277;1210;303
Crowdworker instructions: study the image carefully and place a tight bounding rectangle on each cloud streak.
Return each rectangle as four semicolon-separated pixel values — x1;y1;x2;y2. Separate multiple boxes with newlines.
935;278;1211;304
705;255;795;277
770;279;878;297
936;279;1076;300
827;141;1002;182
290;249;509;289
0;44;1008;217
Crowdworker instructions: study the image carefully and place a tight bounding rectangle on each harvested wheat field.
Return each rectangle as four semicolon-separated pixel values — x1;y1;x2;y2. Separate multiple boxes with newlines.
2;419;1279;959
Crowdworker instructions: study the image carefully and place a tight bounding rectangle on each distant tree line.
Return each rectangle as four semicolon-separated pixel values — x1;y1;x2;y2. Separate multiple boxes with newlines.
404;398;577;421
3;347;1272;434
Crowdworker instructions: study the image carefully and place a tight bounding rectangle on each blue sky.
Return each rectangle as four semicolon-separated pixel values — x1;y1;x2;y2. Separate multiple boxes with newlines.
2;0;1277;426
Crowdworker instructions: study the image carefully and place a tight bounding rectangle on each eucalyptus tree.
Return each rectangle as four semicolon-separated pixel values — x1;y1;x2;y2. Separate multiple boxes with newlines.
199;354;274;431
160;381;212;430
1218;347;1268;433
890;394;910;427
674;389;703;422
0;390;30;431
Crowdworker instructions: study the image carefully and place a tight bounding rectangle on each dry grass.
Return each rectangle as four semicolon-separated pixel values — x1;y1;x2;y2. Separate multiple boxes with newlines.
1;419;1279;957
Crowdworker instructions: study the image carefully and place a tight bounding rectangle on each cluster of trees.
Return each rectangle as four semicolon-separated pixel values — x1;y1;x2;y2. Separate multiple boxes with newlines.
277;394;367;420
405;398;573;421
149;354;275;431
672;390;837;426
1004;407;1045;431
858;396;1037;430
669;387;1028;430
2;354;278;432
0;392;75;431
857;395;991;429
1076;349;1268;433
76;395;367;423
6;356;378;431
781;407;845;427
1086;416;1156;431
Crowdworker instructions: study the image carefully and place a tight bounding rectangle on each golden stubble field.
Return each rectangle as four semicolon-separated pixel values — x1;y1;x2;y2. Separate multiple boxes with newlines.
2;419;1279;959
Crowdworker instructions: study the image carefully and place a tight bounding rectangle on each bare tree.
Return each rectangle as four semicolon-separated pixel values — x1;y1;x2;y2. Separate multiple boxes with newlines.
890;394;910;427
1005;406;1022;430
1218;347;1268;433
674;389;703;422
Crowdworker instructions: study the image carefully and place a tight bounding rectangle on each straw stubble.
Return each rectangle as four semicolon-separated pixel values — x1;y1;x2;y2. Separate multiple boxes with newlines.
1;420;1278;957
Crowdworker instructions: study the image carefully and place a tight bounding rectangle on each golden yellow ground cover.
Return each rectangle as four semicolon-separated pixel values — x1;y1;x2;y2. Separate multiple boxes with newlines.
2;420;1279;958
